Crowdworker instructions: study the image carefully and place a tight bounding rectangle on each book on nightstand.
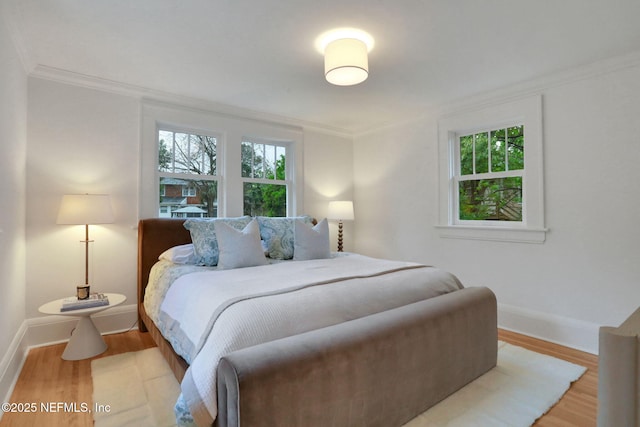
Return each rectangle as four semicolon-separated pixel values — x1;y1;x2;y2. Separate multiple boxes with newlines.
61;293;110;312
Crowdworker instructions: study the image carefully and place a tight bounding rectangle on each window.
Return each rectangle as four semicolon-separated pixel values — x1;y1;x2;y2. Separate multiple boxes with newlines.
241;140;289;216
455;125;524;223
140;101;304;219
158;129;218;218
182;186;197;197
437;95;546;243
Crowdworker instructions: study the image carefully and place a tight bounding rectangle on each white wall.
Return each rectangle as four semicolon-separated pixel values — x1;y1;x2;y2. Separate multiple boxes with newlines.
0;7;28;403
24;78;356;320
26;79;141;318
353;60;640;353
302;129;354;252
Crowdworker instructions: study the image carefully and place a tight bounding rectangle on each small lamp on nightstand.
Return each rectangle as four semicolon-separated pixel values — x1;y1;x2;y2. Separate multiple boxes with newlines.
327;200;354;252
56;194;114;298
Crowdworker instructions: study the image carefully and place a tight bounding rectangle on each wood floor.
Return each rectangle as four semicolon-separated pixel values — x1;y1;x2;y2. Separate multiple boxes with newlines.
1;329;598;427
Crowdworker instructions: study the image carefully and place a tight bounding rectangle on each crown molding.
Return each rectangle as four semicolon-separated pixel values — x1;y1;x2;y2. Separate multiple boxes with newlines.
23;46;640;141
354;49;640;138
29;65;354;139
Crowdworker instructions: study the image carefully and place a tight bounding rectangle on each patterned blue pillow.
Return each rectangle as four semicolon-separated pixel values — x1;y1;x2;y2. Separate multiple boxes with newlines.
257;216;314;259
183;216;252;266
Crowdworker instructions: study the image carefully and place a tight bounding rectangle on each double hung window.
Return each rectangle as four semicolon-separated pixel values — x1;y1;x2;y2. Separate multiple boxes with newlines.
241;140;289;217
437;95;546;243
140;100;303;219
455;125;524;223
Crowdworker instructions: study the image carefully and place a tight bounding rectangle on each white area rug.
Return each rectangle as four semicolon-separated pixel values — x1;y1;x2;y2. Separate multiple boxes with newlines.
92;342;586;427
403;341;587;426
91;348;180;427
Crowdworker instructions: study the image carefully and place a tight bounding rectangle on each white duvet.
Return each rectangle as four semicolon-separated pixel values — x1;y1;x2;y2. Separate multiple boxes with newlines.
148;254;464;427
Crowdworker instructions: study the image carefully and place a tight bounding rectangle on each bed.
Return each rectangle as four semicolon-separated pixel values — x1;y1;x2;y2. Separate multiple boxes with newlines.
137;217;498;427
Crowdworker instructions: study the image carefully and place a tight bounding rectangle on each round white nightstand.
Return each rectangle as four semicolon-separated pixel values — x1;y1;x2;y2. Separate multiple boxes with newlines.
38;293;126;361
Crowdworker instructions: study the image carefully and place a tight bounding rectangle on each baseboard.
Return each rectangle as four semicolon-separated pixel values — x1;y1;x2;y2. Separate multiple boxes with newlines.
0;321;29;409
0;303;138;416
498;303;600;355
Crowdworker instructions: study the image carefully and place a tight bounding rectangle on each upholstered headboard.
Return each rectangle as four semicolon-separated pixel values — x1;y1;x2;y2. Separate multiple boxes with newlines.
137;218;191;310
136;216;319;317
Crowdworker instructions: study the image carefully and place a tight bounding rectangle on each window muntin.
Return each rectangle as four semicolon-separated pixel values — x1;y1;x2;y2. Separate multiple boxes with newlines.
158;129;218;218
241;140;288;216
455;125;524;223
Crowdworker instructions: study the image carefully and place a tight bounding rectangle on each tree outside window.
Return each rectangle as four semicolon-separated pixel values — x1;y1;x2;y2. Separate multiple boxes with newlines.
457;125;524;222
241;141;288;217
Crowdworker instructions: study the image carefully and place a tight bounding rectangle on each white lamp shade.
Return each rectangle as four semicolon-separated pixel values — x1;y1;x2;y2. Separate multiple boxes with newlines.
324;38;369;86
327;201;355;221
56;194;115;225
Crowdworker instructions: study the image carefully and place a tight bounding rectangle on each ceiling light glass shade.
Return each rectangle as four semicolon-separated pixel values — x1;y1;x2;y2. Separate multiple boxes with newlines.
324;38;369;86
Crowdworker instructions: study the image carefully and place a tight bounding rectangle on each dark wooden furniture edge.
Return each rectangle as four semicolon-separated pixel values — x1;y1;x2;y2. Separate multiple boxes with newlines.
137;218;192;382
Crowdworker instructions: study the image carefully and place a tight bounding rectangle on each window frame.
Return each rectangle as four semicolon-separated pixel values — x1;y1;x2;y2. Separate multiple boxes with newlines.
436;94;547;243
140;100;304;219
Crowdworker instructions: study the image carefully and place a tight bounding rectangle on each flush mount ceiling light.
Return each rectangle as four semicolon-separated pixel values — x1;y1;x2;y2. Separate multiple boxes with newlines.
316;28;374;86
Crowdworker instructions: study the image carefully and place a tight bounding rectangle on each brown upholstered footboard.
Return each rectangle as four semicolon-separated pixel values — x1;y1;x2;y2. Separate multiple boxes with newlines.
217;286;497;427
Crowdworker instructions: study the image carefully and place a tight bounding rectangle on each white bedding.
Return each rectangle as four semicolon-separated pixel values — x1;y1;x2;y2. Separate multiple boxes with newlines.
145;253;464;427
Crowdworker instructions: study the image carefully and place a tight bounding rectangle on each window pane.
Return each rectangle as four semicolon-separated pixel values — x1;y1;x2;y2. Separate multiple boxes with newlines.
275;146;286;179
474;132;489;174
158;130;173;172
490;129;506;172
459;135;473;175
264;144;275;179
173;133;191;174
158;130;217;175
241;142;254;178
243;182;286;217
159;177;218;218
241;141;286;181
459;177;522;221
507;125;524;170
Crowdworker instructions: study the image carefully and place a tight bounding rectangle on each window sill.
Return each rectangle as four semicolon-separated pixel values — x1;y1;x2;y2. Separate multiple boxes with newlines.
435;225;547;244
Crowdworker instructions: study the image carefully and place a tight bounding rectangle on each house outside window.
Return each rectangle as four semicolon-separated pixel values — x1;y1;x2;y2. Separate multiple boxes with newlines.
437;95;546;243
158;129;218;218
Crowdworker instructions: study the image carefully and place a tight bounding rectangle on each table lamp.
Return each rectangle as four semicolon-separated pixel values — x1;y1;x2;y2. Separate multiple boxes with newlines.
56;194;114;298
327;200;354;252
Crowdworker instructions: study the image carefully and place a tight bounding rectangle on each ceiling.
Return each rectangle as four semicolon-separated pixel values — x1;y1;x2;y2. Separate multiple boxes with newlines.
6;0;640;134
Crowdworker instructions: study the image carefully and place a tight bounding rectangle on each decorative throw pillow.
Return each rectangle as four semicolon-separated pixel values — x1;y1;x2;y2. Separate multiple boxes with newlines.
158;243;195;264
293;218;330;261
183;216;252;266
257;216;315;260
215;219;267;269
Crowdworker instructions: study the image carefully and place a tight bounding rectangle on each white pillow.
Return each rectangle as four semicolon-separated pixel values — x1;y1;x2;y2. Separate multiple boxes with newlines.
293;218;330;261
158;243;196;264
214;218;267;269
